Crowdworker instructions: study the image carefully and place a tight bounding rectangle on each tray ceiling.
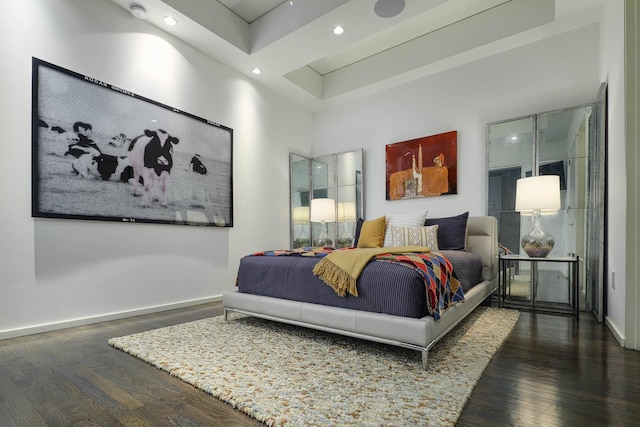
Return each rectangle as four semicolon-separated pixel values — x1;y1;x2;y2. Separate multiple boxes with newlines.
107;0;602;111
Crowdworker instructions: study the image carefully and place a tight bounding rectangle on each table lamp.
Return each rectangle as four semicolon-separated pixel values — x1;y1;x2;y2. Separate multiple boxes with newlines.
310;198;335;247
515;175;561;257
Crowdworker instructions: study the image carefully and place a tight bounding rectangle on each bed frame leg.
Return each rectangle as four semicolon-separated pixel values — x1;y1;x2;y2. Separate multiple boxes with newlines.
223;309;228;321
421;349;429;370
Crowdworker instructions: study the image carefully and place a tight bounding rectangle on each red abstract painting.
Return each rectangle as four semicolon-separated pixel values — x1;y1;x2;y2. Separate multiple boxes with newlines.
385;131;457;200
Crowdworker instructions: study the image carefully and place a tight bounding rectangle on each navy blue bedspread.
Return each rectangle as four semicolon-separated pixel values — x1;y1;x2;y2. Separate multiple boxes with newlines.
236;250;482;319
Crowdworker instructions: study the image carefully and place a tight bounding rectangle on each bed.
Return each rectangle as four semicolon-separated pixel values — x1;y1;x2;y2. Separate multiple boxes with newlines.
223;215;498;369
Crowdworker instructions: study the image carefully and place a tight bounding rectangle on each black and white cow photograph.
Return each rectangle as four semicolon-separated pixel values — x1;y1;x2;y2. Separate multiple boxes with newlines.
32;58;233;227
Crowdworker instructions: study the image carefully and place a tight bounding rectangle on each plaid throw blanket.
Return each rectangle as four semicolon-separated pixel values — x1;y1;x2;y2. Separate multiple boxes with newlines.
376;252;464;321
249;247;336;257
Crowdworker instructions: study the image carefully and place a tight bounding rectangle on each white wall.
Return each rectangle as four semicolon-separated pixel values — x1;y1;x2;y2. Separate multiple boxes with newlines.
312;24;601;222
601;0;626;342
0;0;312;337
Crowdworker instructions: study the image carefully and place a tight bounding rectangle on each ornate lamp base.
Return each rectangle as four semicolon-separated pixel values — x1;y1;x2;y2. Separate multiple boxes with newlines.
521;233;554;257
315;221;332;247
521;210;554;257
315;238;333;247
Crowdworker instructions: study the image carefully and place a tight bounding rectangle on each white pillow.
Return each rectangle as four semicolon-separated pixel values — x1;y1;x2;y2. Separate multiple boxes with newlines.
391;225;439;249
383;210;428;247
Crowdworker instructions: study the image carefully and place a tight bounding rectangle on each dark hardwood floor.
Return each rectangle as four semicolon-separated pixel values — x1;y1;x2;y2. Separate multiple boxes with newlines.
0;303;262;427
458;309;640;426
1;302;638;426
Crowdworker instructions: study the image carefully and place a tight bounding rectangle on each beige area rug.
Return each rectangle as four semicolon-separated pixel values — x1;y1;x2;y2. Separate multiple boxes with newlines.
109;306;519;426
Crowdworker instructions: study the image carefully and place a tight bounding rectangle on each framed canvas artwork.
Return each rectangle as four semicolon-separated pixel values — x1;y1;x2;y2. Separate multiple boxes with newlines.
32;57;233;227
385;130;457;200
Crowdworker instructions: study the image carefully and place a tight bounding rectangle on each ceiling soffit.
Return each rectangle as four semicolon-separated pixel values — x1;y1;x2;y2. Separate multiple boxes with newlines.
104;0;603;110
315;0;555;100
157;0;554;103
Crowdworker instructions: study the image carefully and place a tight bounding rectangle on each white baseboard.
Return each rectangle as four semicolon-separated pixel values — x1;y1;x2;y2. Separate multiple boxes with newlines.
605;315;625;347
0;295;222;341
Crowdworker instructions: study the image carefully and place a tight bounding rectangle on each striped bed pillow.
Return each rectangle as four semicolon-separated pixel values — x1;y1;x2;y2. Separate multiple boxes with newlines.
390;225;439;250
383;210;428;247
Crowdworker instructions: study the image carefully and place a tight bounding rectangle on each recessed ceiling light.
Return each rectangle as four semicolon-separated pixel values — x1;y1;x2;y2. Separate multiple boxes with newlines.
333;26;344;35
252;68;262;75
511;136;518;140
130;4;147;20
164;16;178;26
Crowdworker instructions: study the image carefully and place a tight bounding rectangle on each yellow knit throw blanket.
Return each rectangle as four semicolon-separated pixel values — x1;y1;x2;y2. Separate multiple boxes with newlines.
312;246;431;297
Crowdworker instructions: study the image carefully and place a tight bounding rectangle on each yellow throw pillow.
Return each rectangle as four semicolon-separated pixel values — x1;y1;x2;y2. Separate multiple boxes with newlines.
356;216;387;248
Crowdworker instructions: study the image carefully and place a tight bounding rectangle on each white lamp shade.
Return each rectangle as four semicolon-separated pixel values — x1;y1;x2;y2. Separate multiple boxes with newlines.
310;198;336;222
515;175;561;213
292;206;310;223
337;202;356;221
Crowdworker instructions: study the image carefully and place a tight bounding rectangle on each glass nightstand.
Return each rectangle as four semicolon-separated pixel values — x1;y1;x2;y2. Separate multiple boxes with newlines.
498;254;579;319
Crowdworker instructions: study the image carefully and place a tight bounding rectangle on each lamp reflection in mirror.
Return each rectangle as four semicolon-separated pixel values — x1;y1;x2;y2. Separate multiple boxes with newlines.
310;198;335;247
515;175;561;257
337;202;356;247
292;206;310;247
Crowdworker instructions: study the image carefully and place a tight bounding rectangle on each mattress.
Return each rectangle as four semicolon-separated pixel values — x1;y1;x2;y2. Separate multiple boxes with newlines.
236;250;482;318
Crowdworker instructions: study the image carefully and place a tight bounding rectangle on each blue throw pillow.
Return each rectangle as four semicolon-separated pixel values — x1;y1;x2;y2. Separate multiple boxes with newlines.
425;212;469;250
352;217;365;247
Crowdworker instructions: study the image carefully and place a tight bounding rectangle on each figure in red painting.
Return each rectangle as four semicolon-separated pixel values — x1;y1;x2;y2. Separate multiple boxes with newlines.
389;149;448;199
385;131;457;200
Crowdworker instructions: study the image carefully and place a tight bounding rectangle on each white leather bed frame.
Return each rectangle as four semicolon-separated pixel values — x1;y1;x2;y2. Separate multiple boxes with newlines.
223;216;498;369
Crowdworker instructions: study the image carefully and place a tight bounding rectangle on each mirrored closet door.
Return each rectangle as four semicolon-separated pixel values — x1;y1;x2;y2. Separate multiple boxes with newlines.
487;103;604;316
